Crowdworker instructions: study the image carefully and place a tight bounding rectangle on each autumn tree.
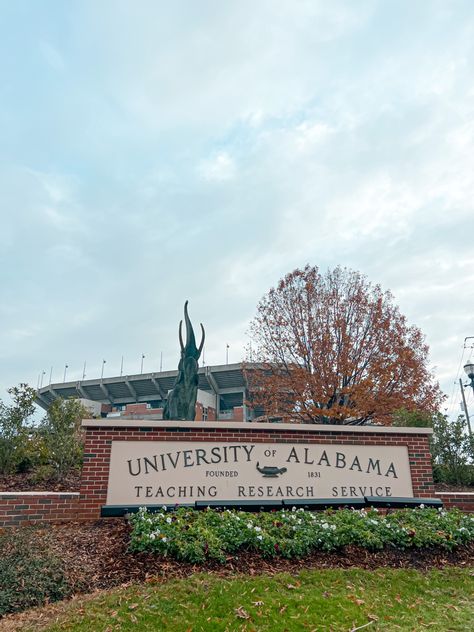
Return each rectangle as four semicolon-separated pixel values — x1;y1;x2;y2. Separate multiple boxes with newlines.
246;265;443;425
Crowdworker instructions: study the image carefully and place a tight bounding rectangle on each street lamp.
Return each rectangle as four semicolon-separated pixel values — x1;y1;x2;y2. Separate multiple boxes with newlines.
461;363;474;436
464;363;474;386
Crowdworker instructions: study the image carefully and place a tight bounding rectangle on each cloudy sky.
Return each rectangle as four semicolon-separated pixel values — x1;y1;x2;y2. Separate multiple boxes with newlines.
1;0;473;417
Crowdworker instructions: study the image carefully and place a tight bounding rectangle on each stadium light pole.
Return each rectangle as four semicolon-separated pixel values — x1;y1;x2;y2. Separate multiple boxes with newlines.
63;364;68;382
40;371;46;388
120;356;124;376
141;354;145;374
101;359;106;379
49;366;53;385
226;344;229;365
82;361;87;380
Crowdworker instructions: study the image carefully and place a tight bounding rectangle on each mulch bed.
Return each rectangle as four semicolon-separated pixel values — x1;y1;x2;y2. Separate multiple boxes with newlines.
434;483;474;493
12;519;474;596
0;472;81;492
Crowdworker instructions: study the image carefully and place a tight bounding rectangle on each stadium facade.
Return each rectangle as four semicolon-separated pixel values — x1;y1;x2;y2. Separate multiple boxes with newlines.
36;362;261;422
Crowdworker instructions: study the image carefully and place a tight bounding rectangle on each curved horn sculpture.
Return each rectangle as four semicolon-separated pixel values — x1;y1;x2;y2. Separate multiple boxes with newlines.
178;320;184;352
183;300;198;357
163;301;205;421
198;323;205;356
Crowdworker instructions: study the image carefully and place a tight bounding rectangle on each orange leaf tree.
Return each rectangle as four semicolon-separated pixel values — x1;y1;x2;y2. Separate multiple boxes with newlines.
246;265;443;425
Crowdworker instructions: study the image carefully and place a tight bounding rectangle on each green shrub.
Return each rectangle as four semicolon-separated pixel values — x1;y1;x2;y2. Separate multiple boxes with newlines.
392;409;433;428
393;409;474;487
431;414;474;486
0;529;70;616
129;506;474;563
39;398;86;482
0;384;37;475
433;463;474;486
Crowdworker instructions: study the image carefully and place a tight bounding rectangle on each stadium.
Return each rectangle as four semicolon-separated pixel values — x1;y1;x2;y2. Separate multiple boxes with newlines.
35;362;261;422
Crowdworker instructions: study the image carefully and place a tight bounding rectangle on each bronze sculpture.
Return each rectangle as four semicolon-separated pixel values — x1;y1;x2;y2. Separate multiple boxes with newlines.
163;301;205;420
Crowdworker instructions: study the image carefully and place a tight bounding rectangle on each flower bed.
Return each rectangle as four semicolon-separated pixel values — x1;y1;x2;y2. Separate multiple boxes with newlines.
129;506;474;563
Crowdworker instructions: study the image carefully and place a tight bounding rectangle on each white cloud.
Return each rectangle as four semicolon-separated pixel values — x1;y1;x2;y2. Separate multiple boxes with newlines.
295;122;335;150
1;1;474;413
197;152;236;182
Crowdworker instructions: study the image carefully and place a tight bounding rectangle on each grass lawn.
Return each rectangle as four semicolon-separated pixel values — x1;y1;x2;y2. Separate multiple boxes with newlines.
21;567;474;631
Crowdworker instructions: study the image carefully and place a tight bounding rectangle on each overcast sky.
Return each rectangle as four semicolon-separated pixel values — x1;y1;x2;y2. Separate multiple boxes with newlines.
1;1;473;417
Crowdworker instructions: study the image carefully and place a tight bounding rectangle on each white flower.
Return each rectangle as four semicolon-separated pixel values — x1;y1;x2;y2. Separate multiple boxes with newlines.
419;504;425;509
257;535;263;540
331;524;336;531
150;533;156;540
162;537;167;543
322;523;329;530
162;506;167;511
292;506;297;512
247;522;253;529
254;526;261;532
166;517;172;524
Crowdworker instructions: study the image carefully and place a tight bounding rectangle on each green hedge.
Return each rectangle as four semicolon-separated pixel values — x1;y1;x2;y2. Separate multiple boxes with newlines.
129;506;474;563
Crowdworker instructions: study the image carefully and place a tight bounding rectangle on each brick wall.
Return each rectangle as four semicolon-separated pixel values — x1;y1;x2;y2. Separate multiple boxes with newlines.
436;492;474;513
3;422;472;527
232;406;244;421
195;402;217;421
78;422;436;521
0;492;80;527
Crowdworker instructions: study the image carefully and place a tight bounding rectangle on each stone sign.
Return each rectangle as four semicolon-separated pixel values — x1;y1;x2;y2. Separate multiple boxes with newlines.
106;441;413;505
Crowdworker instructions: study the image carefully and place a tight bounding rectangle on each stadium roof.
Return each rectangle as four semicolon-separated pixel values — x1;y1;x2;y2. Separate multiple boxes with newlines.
36;362;251;410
